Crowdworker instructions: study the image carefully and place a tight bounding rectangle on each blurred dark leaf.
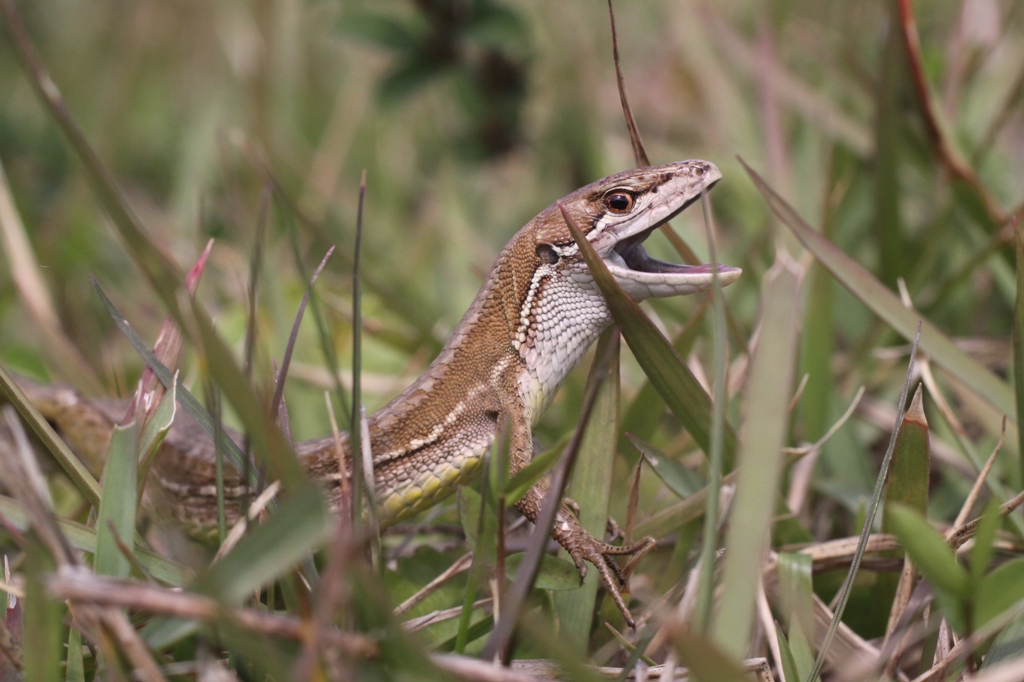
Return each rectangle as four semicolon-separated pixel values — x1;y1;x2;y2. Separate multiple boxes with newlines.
379;60;449;104
341;14;422;50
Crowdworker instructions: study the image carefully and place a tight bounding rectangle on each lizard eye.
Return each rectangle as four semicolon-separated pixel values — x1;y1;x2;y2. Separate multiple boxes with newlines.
604;191;635;213
535;243;559;264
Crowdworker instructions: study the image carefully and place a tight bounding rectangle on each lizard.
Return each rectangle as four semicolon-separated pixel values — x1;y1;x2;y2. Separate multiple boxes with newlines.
14;159;740;625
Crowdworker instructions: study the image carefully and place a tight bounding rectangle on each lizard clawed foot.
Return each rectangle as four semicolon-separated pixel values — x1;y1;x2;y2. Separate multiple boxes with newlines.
566;530;656;629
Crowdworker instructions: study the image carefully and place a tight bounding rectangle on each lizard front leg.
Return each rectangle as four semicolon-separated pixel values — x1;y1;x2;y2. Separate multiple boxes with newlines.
506;401;654;628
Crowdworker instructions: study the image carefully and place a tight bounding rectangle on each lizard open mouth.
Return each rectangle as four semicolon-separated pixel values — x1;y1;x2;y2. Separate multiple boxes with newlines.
602;184;741;300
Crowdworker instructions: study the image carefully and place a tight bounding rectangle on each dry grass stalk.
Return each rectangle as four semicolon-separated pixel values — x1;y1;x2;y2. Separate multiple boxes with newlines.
48;569;378;658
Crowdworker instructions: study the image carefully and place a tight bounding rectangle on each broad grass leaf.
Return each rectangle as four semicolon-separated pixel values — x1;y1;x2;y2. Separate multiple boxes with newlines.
634;436;706;499
976;557;1024;628
713;256;801;659
632;467;741;539
774;622;801;682
191;481;331;604
983;611;1024;669
506;553;580;591
23;538;62;682
94;422;138;579
777;552;815;680
435;614;494;653
619;299;708;457
881;386;930;527
65;627;84;682
0;494;189;585
887;504;968;631
555;330;619;649
887;505;968;597
1014;227;1024;477
741;159;1015;421
873;385;929;635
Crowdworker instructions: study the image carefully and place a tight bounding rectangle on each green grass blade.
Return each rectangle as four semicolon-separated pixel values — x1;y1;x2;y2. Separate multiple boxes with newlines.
632;467;743;539
1014;224;1024;477
741;158;1015;420
882;387;930;523
23;538;61;682
94;422;138;579
457;486;496;566
970;501;1001;582
630;435;706;498
887;503;969;632
713;255;802;658
0;495;189;585
64;626;84;682
136;380;177;487
806;326;922;682
506;553;580;591
977;557;1024;629
872;6;907;289
481;330;619;659
871;384;930;635
619;299;708;457
558;203;738;466
694;193;731;636
774;622;800;682
555;329;620;651
777;552;815;681
455;476;493;654
798;189;836;445
503;435;567;504
887;505;970;597
191;481;331;604
139;481;332;648
190;304;308;490
268;246;334;429
350;171;368;529
92;279;255;488
281;202;352;431
0;362;101;506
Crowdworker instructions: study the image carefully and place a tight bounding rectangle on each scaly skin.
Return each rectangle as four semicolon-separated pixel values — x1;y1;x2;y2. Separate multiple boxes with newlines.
15;160;740;625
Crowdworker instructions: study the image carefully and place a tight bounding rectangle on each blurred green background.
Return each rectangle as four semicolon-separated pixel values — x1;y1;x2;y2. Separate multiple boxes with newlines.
3;0;1021;456
1;0;1023;657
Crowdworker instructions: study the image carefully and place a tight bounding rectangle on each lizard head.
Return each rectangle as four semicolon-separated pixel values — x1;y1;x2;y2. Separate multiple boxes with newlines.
531;160;740;301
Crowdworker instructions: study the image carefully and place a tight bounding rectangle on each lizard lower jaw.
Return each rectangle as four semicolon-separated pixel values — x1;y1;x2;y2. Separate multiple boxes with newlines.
603;242;741;299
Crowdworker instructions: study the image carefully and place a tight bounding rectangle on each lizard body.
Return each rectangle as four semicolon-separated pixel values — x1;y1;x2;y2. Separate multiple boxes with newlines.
15;160;739;623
